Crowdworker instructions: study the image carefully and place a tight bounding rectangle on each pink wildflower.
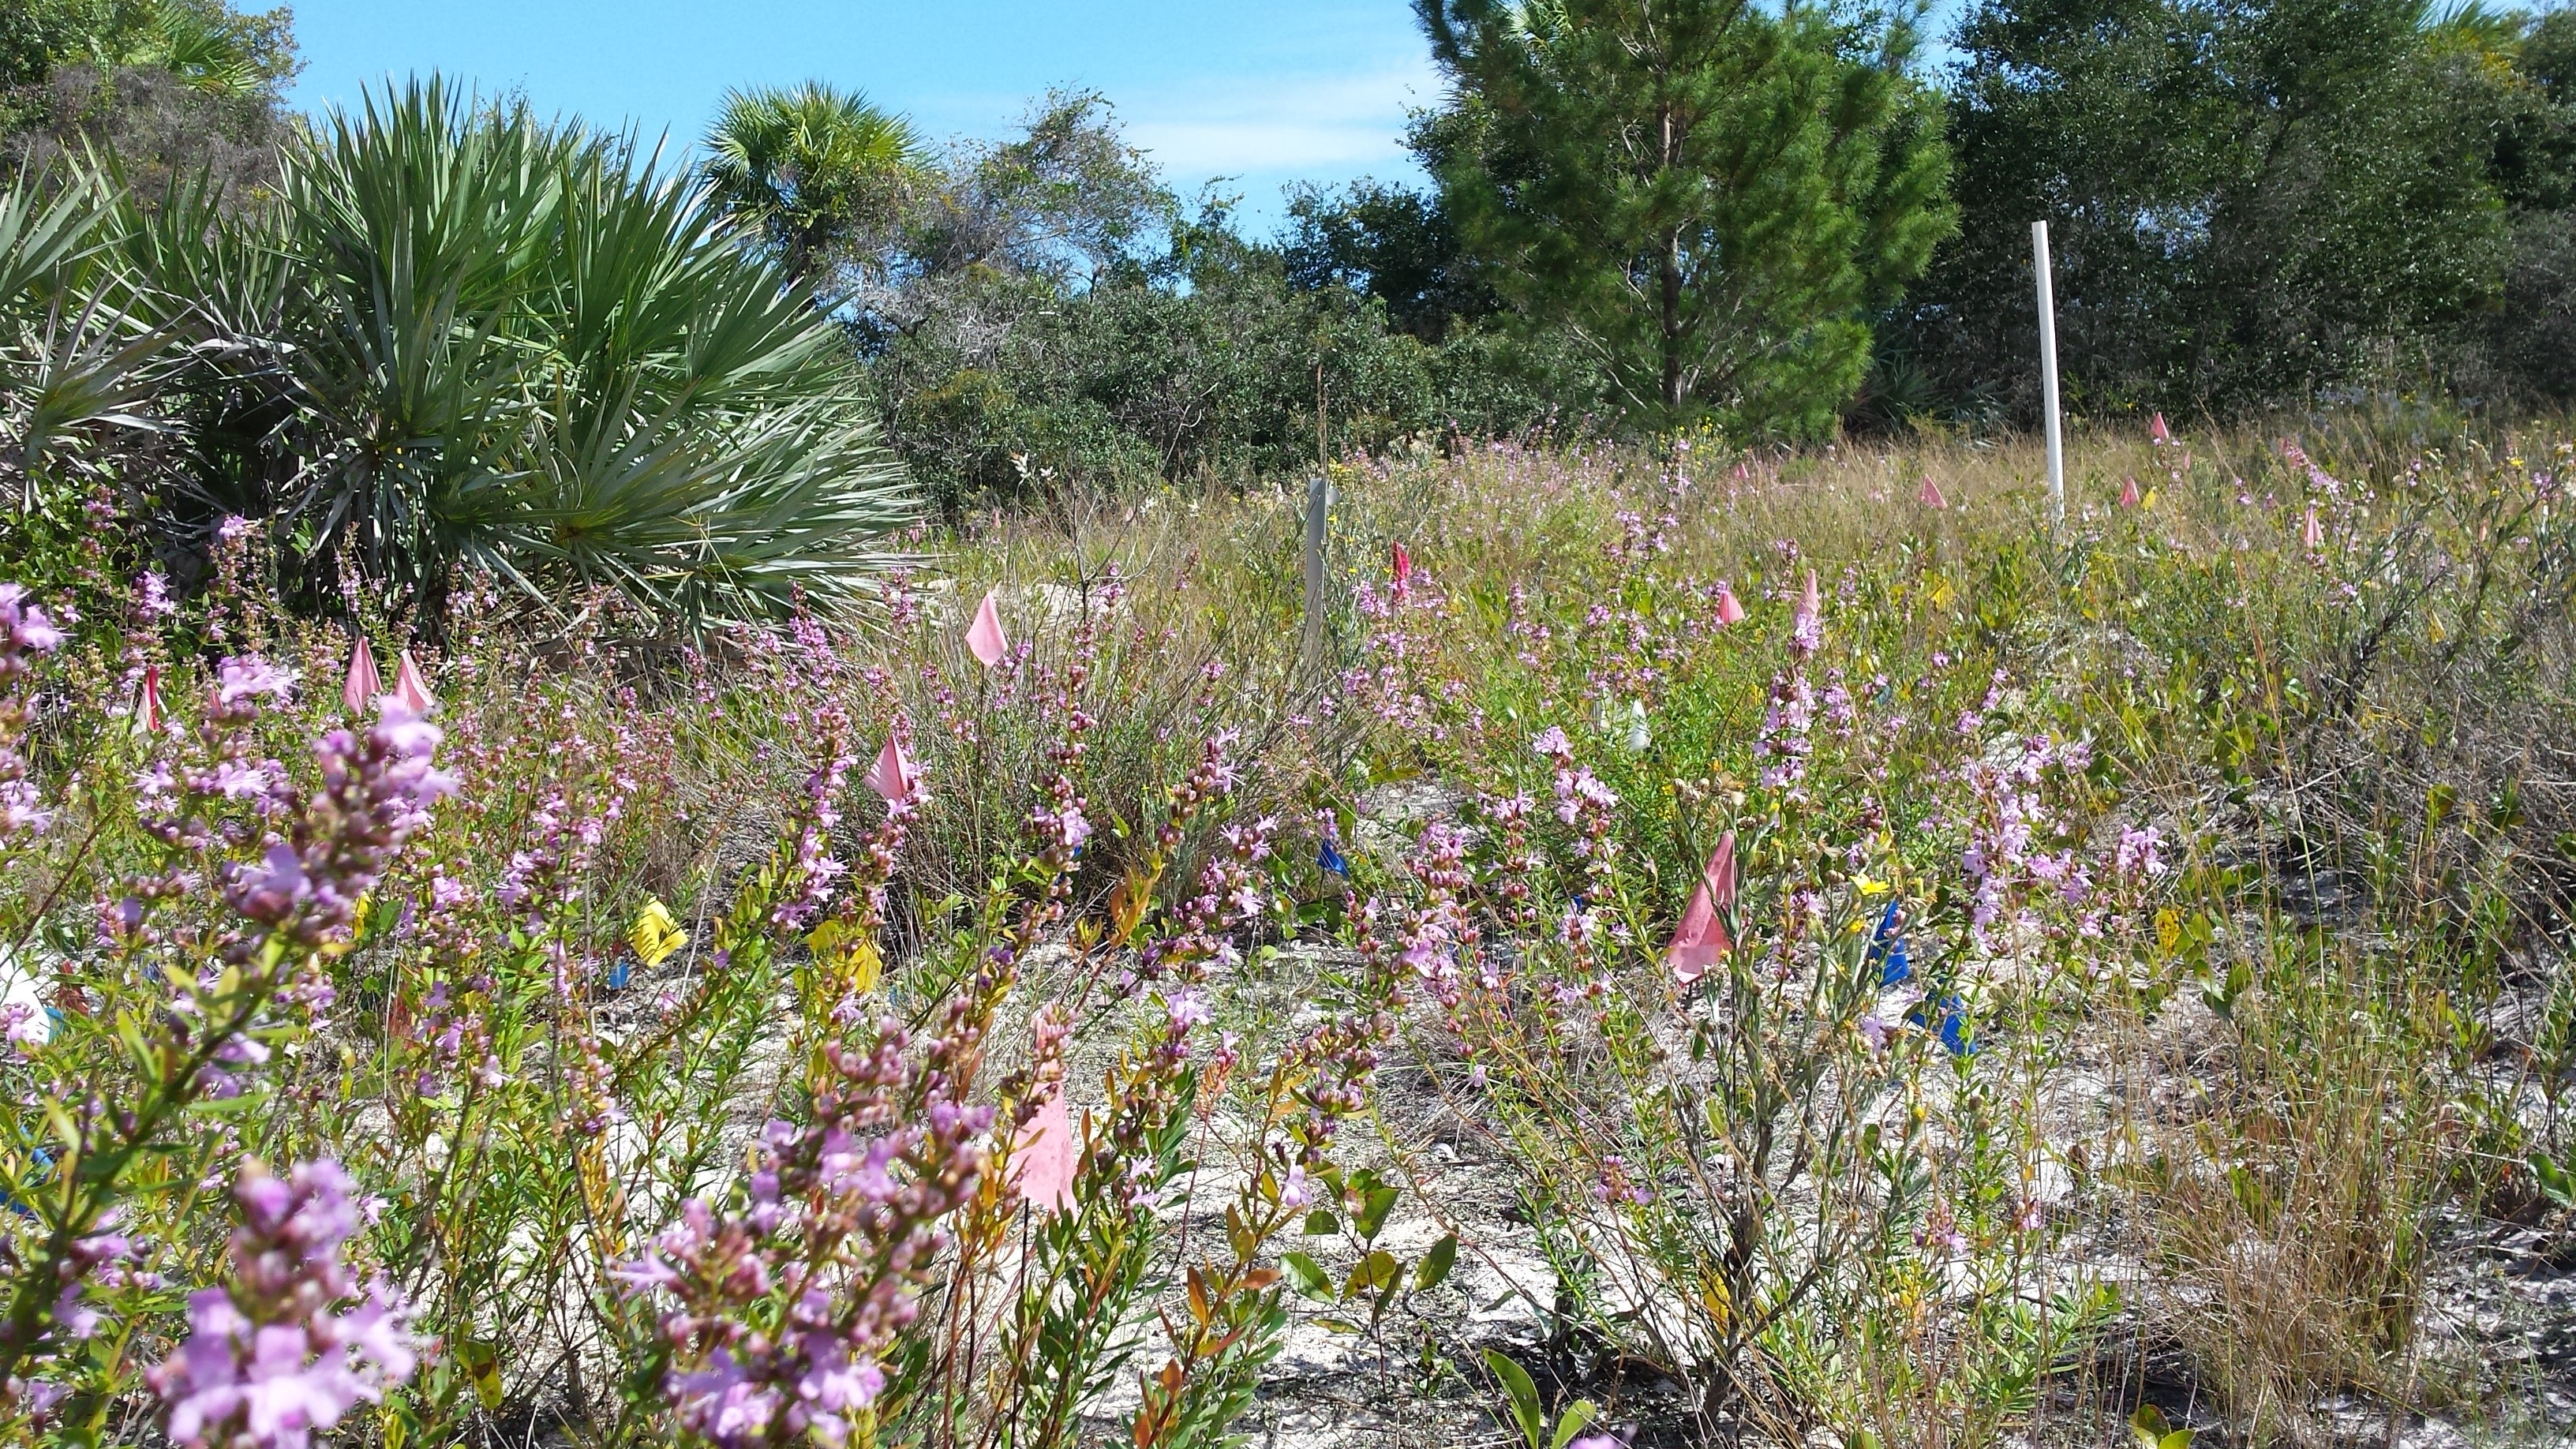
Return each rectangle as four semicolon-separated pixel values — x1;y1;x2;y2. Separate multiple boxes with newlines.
151;1160;420;1449
0;585;66;665
2115;825;2167;878
216;657;296;707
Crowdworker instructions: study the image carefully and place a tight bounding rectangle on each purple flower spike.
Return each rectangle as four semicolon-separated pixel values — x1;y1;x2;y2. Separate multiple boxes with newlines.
152;1160;421;1449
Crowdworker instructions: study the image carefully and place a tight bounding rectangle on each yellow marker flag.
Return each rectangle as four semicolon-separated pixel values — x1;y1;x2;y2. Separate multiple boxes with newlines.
629;898;686;967
807;918;883;996
845;938;882;996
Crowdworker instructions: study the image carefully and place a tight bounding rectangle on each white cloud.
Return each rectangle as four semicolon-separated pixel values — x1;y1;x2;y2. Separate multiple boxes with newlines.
1119;61;1443;183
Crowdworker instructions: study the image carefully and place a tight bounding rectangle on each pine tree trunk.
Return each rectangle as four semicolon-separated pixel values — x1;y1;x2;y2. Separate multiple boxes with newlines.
1661;229;1684;410
1659;94;1686;411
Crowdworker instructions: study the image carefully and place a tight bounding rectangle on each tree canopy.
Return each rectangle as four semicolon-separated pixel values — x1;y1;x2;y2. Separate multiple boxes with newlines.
1414;0;1955;436
1896;0;2529;415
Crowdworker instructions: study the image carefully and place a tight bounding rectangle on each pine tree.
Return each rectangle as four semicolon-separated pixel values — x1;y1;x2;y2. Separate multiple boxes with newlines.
1414;0;1954;436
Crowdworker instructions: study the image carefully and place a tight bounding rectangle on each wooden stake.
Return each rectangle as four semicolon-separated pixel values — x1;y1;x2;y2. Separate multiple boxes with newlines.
1301;474;1330;678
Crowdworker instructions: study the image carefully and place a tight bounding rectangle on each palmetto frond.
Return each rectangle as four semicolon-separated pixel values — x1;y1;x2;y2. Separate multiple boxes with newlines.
0;172;179;498
479;391;912;623
3;75;921;634
0;173;110;311
138;6;267;99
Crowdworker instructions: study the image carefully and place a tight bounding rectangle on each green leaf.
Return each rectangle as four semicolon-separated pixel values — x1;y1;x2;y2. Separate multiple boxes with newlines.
1485;1349;1544;1449
457;1338;504;1411
2533;1153;2576;1208
2425;782;2458;829
1416;1233;1458;1290
2131;1404;2192;1449
1302;1209;1341;1236
1357;1184;1399;1240
1282;1251;1334;1303
1346;1249;1400;1297
1550;1400;1599;1449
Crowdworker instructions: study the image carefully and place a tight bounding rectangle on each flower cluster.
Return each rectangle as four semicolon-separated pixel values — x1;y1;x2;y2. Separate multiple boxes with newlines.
774;706;858;932
1476;791;1545;936
1278;898;1412;1178
618;1017;992;1449
1956;732;2094;950
2114;824;2167;880
1;1215;158;1423
1364;822;1478;1009
1755;669;1818;794
1533;728;1621;886
224;701;455;953
0;583;66;837
151;1160;419;1449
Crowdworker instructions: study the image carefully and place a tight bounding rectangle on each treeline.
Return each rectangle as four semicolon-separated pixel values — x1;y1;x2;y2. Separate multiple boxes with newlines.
695;85;1602;510
1904;0;2576;422
13;0;2576;517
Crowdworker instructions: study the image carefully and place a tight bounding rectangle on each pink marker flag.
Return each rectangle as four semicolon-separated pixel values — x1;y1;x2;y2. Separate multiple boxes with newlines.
1917;477;1948;509
2119;476;2142;508
864;731;921;805
2302;502;2324;551
138;665;163;734
343;635;381;716
1391;541;1412;588
966;590;1008;668
394;650;436;713
1715;585;1747;626
1010;1092;1080;1215
2150;412;2172;445
1668;833;1738;983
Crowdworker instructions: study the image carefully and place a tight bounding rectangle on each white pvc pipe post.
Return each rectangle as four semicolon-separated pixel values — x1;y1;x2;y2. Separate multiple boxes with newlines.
2032;219;2065;526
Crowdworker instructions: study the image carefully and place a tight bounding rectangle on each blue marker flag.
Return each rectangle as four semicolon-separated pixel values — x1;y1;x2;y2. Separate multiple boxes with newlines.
1867;900;1910;987
608;960;631;990
5;1147;54;1218
1905;993;1979;1058
1317;839;1348;876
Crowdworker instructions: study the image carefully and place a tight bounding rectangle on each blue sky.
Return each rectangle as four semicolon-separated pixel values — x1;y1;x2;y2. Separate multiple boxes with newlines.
285;1;1446;233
